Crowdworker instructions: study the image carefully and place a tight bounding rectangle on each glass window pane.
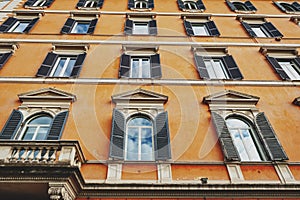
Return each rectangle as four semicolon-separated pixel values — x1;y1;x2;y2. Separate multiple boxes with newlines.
23;127;35;140
63;58;76;77
133;23;149;34
141;59;150;78
12;22;30;33
192;24;208;36
72;22;89;34
126;127;139;160
141;128;153;160
53;58;66;76
128;117;152;126
233;2;248;11
131;59;139;78
278;61;300;80
252;27;267;37
30;116;52;125
35;127;49;140
205;59;228;79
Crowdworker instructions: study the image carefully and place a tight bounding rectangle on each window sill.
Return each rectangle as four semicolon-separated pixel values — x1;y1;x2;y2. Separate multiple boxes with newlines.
129;8;153;12
24;6;48;10
181;9;204;13
76;7;100;10
234;10;256;14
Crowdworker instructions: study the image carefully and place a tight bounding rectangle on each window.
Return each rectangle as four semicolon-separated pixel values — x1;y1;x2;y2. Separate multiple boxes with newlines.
203;58;229;79
266;56;300;80
24;0;54;8
76;0;103;9
128;0;154;10
177;0;205;11
274;1;300;13
61;18;98;34
21;115;53;140
226;0;257;12
130;57;151;78
50;56;77;77
0;17;39;33
184;20;220;36
184;1;197;9
241;20;283;38
0;52;13;69
135;0;148;9
124;19;157;35
133;22;149;35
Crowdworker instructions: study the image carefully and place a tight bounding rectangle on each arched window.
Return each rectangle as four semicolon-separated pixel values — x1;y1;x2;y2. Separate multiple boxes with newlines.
184;1;197;9
22;114;53;140
135;0;148;9
125;116;154;161
33;0;47;7
280;3;297;12
84;0;97;7
232;2;248;11
226;117;262;161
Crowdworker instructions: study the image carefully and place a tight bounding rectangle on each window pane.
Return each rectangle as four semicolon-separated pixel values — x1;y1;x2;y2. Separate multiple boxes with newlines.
141;59;150;78
192;24;208;36
205;59;228;79
53;58;66;76
233;2;248;11
72;22;89;34
184;2;197;9
85;0;97;7
131;59;139;78
30;116;52;125
128;117;152;126
33;0;46;6
278;61;300;80
12;21;30;33
35;127;49;140
251;26;268;37
141;128;153;160
63;58;76;77
126;127;139;160
133;23;149;34
23;127;35;140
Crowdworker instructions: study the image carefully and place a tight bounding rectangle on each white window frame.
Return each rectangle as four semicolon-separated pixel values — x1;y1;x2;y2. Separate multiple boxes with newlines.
49;56;77;77
130;57;151;78
8;20;30;33
134;0;148;9
203;58;230;79
84;0;97;8
132;21;149;35
250;24;271;38
277;59;300;80
191;23;209;36
184;1;197;9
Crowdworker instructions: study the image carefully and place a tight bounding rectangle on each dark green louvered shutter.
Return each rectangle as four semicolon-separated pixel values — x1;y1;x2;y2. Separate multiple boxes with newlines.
96;0;104;8
255;112;288;161
150;54;162;78
241;21;257;37
274;1;286;12
76;0;85;7
154;112;171;160
47;111;69;140
211;112;240;161
266;56;290;80
177;0;184;10
119;54;130;78
196;0;205;10
0;17;17;32
23;18;39;33
294;57;300;67
222;55;243;80
183;20;194;36
226;0;236;11
36;52;58;77
128;0;134;9
205;21;220;36
124;19;133;35
110;109;125;159
194;55;209;79
70;53;86;78
149;20;157;35
0;52;12;69
24;0;36;7
0;110;23;139
44;0;54;7
244;1;257;11
87;18;98;34
292;2;300;11
61;18;76;34
148;0;154;8
262;22;283;38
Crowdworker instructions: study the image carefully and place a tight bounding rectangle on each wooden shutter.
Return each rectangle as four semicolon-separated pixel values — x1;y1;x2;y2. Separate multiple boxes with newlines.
226;0;236;11
44;0;54;7
70;53;86;78
109;109;125;159
0;17;17;32
149;20;157;35
266;56;290;80
23;18;39;33
36;52;58;77
262;22;283;38
183;20;194;36
244;1;257;11
87;18;98;34
222;55;243;80
255;112;288;161
196;0;205;10
211;112;240;161
119;54;130;78
273;1;286;12
47;111;69;140
128;0;134;9
96;0;104;8
0;110;23;139
241;21;257;37
150;54;162;78
294;57;300;68
24;0;36;7
76;0;85;7
194;55;209;79
292;2;300;11
177;0;184;10
0;52;12;69
154;112;171;160
61;18;76;34
148;0;154;8
205;21;220;36
124;19;133;35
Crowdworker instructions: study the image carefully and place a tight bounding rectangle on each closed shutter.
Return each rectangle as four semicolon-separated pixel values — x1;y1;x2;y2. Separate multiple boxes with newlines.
124;19;133;35
226;0;236;11
0;17;17;32
24;0;36;7
149;20;157;35
36;52;58;77
87;18;98;34
128;0;134;9
266;56;290;80
70;53;86;78
109;109;125;159
244;1;257;11
211;112;240;161
241;21;257;37
148;0;154;8
205;21;220;36
0;110;23;139
44;0;54;7
183;20;194;36
96;0;104;8
47;111;69;140
76;0;85;8
255;112;288;161
196;0;205;10
177;0;184;10
194;55;209;79
154;112;171;160
23;18;39;33
274;1;286;12
150;54;162;78
61;18;76;34
292;2;300;11
222;55;243;80
0;52;12;69
119;54;130;78
263;22;283;38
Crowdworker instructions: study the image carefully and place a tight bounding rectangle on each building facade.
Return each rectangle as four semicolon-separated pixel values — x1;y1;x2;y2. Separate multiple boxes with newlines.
0;0;299;199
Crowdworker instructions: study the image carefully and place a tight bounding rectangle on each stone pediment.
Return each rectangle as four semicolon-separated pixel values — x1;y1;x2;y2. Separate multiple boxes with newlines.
112;88;168;104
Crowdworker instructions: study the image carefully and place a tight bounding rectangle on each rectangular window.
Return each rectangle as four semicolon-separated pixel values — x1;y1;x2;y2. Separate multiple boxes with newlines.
191;23;209;36
50;56;77;77
204;58;229;79
250;24;270;38
84;0;97;7
133;22;149;35
0;17;39;33
277;59;300;80
24;0;54;7
241;20;283;38
76;0;103;9
184;20;220;36
130;57;151;78
9;20;31;33
71;21;90;34
125;19;157;35
61;18;98;34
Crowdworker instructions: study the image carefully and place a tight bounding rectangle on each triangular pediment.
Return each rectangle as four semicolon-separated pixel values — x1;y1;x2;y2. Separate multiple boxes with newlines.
18;87;76;102
203;90;259;105
112;89;168;104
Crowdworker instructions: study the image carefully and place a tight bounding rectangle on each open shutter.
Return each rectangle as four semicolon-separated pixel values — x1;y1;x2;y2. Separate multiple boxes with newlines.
148;0;154;9
263;22;283;38
76;0;85;7
154;112;171;160
96;0;104;8
47;111;69;140
0;17;17;32
222;55;243;80
109;109;125;159
274;1;286;12
149;20;157;35
183;20;194;36
87;18;98;34
70;53;86;78
194;55;209;79
150;54;162;78
196;0;205;10
292;2;300;11
266;56;290;80
44;0;54;7
255;112;288;161
119;54;130;78
0;110;23;140
226;0;236;11
211;112;240;161
61;18;76;34
23;18;39;33
36;52;58;77
128;0;134;9
241;21;257;37
177;0;184;10
244;1;257;11
124;19;133;35
294;57;300;68
24;0;36;7
205;21;220;36
0;52;12;69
